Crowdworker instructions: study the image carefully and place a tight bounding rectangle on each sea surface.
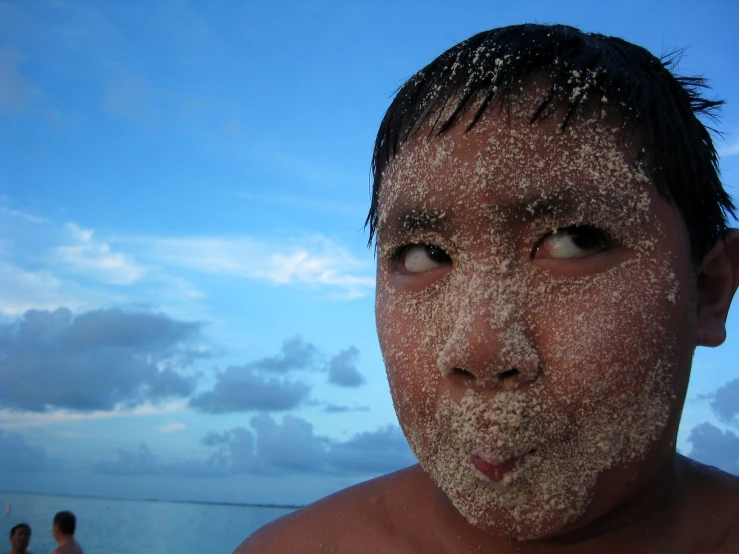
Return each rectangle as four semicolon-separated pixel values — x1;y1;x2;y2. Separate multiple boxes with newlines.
0;491;295;553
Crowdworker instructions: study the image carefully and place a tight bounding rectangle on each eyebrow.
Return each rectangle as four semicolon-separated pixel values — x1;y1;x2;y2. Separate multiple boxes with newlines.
517;193;578;220
378;186;633;237
380;209;450;236
381;194;576;231
519;187;642;223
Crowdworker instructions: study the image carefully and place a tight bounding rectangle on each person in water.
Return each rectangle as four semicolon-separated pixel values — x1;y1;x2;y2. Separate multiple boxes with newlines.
6;523;33;554
51;512;83;554
237;23;739;553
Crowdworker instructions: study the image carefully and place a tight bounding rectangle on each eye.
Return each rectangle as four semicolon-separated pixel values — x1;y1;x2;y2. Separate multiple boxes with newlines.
396;244;452;273
533;225;608;259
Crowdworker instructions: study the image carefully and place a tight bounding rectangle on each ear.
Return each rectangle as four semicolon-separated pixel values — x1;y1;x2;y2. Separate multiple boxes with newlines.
696;230;739;347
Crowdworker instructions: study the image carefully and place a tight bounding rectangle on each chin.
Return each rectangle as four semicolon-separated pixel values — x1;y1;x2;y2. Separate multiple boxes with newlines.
446;482;586;541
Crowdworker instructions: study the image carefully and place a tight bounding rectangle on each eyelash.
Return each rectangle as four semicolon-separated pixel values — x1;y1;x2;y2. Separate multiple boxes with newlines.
531;225;611;259
390;225;611;270
392;243;452;262
391;242;452;267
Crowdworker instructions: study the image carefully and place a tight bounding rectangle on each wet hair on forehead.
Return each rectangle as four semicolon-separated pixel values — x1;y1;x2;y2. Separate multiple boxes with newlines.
53;511;76;536
10;523;31;538
366;23;736;262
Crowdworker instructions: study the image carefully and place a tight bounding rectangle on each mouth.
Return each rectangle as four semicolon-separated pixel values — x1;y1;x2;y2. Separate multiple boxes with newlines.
471;449;536;482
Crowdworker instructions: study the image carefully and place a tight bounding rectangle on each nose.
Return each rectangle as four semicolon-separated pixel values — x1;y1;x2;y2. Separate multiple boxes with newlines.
437;274;540;387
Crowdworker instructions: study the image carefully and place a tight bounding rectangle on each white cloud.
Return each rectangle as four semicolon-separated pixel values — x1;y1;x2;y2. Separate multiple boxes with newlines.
0;48;41;113
0;209;142;315
138;235;375;298
0;400;188;430
0;206;48;224
236;192;363;217
0;261;110;315
718;140;739;158
157;422;187;434
55;223;145;284
200;416;416;477
1;204;370;323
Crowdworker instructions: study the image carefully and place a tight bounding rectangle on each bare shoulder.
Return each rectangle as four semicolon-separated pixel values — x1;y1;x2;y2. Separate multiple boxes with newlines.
681;457;739;552
233;465;431;554
50;541;83;554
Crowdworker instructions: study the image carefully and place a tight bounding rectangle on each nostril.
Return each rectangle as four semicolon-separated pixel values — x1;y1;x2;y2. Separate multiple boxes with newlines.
452;368;475;379
497;368;519;381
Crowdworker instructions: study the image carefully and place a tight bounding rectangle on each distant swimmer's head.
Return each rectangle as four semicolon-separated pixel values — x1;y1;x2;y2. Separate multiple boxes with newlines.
9;523;31;553
53;510;77;538
370;23;739;540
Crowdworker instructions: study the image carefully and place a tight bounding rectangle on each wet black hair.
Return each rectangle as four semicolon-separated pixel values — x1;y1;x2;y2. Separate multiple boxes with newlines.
9;523;30;538
53;511;76;536
366;23;735;262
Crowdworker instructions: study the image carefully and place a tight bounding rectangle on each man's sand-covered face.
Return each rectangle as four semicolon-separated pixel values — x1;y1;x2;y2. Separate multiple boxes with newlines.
374;97;697;539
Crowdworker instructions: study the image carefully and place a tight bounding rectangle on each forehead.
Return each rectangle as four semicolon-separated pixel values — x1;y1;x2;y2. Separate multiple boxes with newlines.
376;95;650;233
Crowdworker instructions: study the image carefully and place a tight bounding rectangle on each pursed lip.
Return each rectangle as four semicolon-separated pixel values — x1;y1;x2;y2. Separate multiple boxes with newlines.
471;449;535;482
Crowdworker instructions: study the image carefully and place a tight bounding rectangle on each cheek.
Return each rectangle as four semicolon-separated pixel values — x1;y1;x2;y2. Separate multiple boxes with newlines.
375;274;452;430
529;255;693;404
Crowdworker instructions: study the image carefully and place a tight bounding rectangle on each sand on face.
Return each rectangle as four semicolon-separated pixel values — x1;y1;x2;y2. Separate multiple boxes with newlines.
374;81;695;539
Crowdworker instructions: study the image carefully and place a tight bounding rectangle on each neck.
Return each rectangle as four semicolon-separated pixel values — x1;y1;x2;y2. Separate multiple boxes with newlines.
545;454;684;545
57;534;73;546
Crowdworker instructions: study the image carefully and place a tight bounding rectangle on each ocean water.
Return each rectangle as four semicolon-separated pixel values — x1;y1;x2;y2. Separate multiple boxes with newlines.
0;491;294;553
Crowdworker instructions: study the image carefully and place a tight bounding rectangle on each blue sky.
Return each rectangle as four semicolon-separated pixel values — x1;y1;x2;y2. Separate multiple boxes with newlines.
1;0;738;505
